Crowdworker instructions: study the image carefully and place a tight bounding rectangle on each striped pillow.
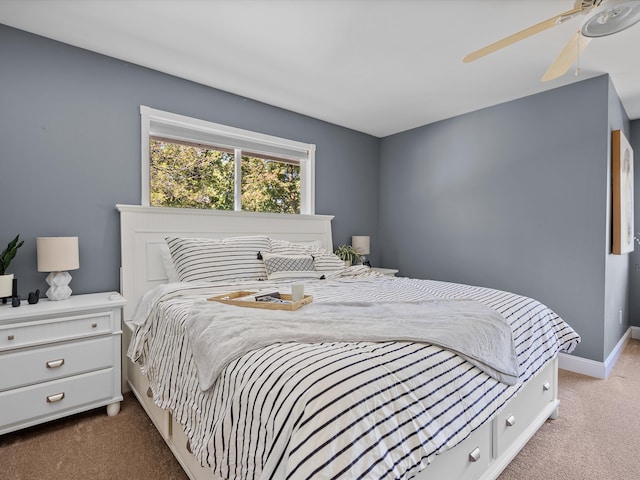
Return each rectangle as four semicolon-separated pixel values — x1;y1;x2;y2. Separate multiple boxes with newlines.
166;236;270;283
261;253;322;280
269;239;345;273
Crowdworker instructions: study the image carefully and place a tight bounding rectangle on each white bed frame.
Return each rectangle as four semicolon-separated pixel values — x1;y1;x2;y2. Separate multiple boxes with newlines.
117;204;559;480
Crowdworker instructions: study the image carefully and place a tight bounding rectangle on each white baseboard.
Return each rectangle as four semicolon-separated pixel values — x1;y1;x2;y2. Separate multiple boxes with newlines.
558;326;638;379
558;352;605;378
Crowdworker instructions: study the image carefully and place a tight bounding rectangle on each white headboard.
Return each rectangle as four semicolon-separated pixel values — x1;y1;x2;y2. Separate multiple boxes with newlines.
117;204;334;320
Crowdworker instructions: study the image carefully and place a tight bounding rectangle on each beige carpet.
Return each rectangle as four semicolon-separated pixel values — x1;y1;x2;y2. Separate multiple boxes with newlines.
0;392;188;480
498;338;640;480
1;339;638;480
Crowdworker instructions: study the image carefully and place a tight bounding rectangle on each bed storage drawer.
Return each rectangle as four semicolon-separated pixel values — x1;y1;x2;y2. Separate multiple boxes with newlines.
169;414;216;480
424;420;493;480
495;360;556;457
128;360;170;439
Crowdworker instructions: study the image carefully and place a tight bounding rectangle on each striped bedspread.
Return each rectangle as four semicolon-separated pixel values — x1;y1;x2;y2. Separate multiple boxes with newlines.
128;275;580;480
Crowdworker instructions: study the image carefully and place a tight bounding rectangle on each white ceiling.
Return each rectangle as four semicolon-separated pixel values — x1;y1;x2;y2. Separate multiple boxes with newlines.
1;0;639;137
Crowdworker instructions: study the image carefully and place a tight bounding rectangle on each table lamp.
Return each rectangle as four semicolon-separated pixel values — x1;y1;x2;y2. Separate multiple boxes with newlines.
351;235;370;266
37;236;79;301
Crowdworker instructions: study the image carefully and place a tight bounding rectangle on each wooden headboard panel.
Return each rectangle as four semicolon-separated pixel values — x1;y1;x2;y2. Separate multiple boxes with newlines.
117;204;334;320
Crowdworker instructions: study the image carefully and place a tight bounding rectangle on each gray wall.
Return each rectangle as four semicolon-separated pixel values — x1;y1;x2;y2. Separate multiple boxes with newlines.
604;78;632;357
0;25;380;298
379;75;624;362
2;24;636;364
630;119;640;327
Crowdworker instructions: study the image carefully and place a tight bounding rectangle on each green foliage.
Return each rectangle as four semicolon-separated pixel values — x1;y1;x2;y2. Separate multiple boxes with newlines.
0;234;24;275
241;156;300;214
149;140;300;213
150;140;235;209
334;244;361;264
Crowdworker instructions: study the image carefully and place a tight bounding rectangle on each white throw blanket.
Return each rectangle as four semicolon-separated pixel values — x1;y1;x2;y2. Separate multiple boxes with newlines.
186;298;519;391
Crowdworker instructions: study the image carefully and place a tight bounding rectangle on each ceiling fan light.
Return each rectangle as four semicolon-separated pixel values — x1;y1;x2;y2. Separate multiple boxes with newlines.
581;0;640;36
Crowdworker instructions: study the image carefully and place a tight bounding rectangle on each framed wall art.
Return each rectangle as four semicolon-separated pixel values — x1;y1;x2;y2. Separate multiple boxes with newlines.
612;129;634;255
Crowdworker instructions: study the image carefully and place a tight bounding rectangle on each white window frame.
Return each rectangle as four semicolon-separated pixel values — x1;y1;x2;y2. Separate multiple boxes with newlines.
140;106;315;215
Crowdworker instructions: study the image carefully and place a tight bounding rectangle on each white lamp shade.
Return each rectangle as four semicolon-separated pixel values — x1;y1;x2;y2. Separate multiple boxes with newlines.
351;236;370;255
37;237;79;272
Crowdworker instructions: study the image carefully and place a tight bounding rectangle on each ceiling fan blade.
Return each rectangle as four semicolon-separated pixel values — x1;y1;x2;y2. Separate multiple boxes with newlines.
463;7;583;63
541;31;592;82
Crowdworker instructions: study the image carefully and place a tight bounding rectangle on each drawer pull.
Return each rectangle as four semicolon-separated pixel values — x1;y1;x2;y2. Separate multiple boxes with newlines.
92;323;98;328
46;392;65;403
146;387;153;398
543;381;551;391
46;358;65;369
469;447;481;463
7;335;14;341
506;415;516;427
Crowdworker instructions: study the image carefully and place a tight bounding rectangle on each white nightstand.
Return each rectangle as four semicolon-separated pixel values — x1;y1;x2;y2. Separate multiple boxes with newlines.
0;292;126;434
372;267;399;276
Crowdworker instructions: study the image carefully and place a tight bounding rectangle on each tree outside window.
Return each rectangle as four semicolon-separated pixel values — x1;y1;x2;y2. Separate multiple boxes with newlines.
150;139;300;214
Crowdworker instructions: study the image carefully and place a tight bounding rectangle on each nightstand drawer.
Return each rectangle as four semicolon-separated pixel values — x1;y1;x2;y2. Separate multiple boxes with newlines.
0;336;115;391
0;368;115;431
0;312;113;351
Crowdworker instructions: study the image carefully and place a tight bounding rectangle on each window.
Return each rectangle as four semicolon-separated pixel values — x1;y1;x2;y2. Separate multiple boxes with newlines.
140;106;315;214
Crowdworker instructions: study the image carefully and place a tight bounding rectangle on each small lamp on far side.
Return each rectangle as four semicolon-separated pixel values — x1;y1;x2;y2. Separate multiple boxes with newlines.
351;235;370;267
37;237;79;301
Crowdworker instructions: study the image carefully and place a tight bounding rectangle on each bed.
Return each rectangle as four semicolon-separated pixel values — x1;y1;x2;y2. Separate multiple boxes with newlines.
117;204;580;480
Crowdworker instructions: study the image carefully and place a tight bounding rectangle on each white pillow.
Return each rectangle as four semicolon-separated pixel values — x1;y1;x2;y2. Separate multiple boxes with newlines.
261;252;322;280
160;242;180;283
166;235;270;283
269;238;303;254
269;238;344;272
291;240;323;249
312;250;347;272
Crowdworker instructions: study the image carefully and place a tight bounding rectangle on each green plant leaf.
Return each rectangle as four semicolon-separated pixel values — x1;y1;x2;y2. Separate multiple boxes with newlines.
0;234;24;275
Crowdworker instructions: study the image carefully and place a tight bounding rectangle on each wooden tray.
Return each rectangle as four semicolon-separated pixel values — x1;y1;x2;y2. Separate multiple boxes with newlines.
208;291;313;311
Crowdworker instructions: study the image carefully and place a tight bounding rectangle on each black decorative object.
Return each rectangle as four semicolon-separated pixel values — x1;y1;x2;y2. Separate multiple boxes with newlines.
2;277;19;305
28;290;40;304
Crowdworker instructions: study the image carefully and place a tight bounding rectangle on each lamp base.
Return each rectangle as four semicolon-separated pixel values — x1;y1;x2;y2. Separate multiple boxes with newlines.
45;271;73;301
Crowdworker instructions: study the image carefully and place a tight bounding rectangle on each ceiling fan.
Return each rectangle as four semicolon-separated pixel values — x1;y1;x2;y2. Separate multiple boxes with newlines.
463;0;640;81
